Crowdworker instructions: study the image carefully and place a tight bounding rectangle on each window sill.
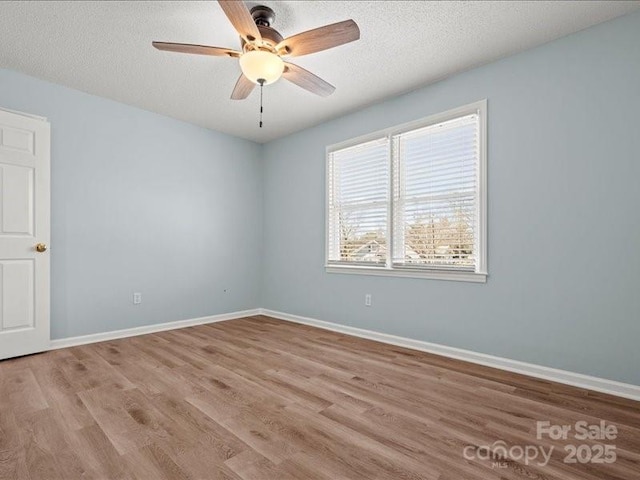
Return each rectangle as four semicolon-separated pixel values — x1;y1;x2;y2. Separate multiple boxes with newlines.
325;265;487;283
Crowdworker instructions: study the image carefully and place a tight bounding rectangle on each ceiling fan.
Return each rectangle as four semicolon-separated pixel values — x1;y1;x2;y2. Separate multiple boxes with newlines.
152;0;360;100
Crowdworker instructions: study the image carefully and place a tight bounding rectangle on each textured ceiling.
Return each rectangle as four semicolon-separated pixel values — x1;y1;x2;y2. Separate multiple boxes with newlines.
1;1;638;143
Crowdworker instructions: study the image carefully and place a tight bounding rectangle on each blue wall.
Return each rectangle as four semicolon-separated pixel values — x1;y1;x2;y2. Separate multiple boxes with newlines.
261;11;640;385
0;69;263;339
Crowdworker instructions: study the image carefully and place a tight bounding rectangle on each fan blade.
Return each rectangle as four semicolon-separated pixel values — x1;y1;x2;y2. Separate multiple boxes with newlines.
218;0;262;43
277;20;359;57
152;41;240;57
283;63;335;97
231;74;256;100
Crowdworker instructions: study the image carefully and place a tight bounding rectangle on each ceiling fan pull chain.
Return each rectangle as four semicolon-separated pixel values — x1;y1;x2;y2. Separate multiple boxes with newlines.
258;78;265;128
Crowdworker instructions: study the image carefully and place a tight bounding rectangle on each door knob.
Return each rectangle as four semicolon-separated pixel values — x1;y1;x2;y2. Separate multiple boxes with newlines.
35;243;47;253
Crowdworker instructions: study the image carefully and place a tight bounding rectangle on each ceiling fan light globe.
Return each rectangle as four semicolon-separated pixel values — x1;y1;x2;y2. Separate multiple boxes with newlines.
239;50;284;85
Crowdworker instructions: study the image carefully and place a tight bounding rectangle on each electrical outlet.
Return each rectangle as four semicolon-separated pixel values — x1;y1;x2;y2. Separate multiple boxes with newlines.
365;294;372;307
133;292;142;305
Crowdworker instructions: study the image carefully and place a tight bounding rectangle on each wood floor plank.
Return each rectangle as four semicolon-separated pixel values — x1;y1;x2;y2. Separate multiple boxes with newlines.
1;367;49;416
121;444;189;480
19;410;65;480
0;411;29;480
77;386;168;456
0;315;638;479
224;449;296;480
74;424;137;480
18;408;95;479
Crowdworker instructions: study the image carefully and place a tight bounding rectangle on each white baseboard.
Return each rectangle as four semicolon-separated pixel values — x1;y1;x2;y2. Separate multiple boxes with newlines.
259;309;640;402
49;309;261;350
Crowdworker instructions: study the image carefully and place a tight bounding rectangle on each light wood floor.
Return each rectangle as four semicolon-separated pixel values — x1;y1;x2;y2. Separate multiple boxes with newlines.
0;316;638;480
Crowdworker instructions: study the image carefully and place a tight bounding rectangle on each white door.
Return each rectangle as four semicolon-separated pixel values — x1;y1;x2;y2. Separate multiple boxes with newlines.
0;108;50;360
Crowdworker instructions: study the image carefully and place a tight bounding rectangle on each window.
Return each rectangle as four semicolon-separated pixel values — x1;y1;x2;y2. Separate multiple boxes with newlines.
326;101;487;282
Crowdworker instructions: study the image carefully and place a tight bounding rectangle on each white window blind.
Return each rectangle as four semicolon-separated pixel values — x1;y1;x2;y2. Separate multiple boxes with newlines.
392;114;479;271
327;138;390;265
326;100;486;282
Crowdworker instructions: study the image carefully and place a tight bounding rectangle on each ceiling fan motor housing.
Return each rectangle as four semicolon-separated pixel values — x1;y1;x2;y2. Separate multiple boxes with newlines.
242;6;284;52
250;5;275;27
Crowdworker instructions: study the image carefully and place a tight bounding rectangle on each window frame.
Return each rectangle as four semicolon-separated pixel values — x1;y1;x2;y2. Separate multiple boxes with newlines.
325;100;487;283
